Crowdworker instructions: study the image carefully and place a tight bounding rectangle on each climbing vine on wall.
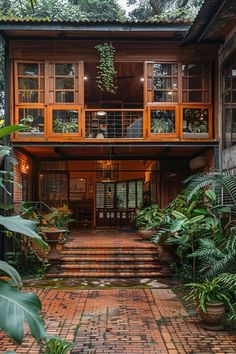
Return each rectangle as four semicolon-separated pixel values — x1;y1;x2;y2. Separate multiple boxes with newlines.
95;42;117;94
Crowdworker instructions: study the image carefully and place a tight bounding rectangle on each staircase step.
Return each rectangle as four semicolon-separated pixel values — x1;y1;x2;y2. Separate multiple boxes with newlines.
61;256;159;262
62;249;158;256
60;263;162;270
46;271;164;278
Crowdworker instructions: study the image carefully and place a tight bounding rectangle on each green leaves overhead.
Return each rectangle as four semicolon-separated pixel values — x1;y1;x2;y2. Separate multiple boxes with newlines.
95;42;117;94
0;280;46;344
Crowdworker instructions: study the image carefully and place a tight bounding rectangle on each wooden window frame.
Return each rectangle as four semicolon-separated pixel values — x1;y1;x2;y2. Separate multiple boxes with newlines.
14;105;46;141
147;105;179;139
182;63;212;104
47;105;82;139
181;104;213;141
47;61;84;105
145;62;180;105
14;60;45;106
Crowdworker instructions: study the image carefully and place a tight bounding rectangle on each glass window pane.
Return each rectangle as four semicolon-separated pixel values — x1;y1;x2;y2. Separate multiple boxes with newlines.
18;77;38;90
189;77;202;89
56;91;74;103
137;180;143;208
116;182;127;209
153;63;172;76
188;91;202;102
128;181;136;208
153;77;172;89
52;109;79;133
232;109;236;145
151;110;175;134
56;78;74;89
19;108;44;137
232;91;236;103
225;108;232;148
55;64;74;76
188;63;202;76
183;108;209;137
18;91;38;103
18;63;38;76
154;91;174;102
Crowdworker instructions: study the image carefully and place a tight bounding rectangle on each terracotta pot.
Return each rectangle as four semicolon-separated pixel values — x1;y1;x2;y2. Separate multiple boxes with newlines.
138;229;154;240
198;302;225;330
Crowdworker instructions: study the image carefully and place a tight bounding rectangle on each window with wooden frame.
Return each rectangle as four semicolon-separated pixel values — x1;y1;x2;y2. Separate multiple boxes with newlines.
48;63;80;104
148;106;178;137
182;63;211;103
146;63;178;103
48;106;81;136
222;54;236;149
15;106;45;139
15;62;45;104
182;106;211;139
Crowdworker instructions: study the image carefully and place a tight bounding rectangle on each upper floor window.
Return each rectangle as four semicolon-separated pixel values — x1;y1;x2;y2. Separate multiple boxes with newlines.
147;63;178;103
48;63;80;104
223;55;236;148
16;62;45;104
182;63;210;103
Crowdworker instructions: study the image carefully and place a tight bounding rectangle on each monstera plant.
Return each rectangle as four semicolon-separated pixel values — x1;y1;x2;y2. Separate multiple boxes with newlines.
0;123;47;344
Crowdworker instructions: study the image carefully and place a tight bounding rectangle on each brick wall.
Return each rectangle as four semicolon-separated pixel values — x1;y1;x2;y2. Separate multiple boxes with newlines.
13;149;33;204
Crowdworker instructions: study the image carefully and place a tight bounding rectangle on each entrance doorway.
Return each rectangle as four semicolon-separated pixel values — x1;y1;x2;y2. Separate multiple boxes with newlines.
38;160;159;230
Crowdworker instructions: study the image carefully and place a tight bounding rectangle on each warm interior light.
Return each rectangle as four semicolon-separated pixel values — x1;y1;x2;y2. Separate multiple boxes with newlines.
26;164;29;170
84;76;88;80
167;91;172;95
140;77;144;82
97;111;107;116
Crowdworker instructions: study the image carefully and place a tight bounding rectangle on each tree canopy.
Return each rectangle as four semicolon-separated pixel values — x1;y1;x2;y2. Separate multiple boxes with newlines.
0;0;126;21
127;0;204;21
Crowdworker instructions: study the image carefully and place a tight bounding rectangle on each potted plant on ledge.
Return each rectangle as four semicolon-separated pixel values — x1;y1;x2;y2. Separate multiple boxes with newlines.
185;273;236;330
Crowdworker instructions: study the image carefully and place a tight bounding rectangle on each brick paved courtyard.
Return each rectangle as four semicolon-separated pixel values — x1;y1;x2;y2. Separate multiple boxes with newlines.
1;284;236;353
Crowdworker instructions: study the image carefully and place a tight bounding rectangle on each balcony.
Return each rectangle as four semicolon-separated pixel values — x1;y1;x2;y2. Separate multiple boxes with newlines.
13;106;213;142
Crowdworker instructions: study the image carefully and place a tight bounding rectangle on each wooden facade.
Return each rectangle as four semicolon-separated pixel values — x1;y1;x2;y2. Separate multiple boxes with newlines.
7;39;218;143
0;20;220;226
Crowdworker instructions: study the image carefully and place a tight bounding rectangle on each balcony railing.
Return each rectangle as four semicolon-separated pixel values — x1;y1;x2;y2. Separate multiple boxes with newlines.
85;109;144;139
13;106;213;142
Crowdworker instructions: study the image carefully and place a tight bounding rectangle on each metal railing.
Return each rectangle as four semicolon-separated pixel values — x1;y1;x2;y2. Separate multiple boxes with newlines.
85;109;144;139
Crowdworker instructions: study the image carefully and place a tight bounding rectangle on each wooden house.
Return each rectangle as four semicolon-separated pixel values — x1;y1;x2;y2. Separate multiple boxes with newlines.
0;16;220;229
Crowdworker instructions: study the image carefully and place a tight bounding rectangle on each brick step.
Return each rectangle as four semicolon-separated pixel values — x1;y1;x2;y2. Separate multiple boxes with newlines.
46;271;164;278
62;249;158;256
60;263;162;270
63;245;155;250
61;256;159;262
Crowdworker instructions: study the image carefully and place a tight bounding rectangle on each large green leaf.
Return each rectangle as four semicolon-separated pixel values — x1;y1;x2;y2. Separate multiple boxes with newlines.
0;215;47;247
0;280;46;344
0;261;22;288
0;125;27;139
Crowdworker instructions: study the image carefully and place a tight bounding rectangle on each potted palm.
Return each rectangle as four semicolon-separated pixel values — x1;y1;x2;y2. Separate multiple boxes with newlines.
185;273;236;330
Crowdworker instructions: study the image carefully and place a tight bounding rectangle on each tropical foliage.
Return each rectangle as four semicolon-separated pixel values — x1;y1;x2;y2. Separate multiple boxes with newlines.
185;273;236;317
95;42;117;94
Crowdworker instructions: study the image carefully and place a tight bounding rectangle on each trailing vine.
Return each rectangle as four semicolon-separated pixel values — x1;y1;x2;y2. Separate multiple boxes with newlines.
95;42;117;94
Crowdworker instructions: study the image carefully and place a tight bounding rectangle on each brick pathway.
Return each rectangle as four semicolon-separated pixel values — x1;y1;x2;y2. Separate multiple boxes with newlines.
1;286;236;353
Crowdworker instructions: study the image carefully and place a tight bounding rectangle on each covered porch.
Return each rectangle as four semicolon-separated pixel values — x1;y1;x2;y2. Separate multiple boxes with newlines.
12;142;218;230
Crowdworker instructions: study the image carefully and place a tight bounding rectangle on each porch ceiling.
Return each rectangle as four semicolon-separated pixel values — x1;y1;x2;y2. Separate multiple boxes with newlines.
14;143;217;161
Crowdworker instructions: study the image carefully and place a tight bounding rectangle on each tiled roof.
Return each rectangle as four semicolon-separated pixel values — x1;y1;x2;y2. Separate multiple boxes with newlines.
0;16;192;25
181;0;224;44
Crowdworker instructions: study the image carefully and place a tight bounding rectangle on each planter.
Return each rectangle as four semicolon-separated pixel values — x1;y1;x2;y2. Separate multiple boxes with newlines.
43;228;67;274
198;302;225;330
138;229;154;240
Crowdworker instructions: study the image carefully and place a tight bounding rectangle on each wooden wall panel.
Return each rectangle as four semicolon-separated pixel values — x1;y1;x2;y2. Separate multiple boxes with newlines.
9;40;218;63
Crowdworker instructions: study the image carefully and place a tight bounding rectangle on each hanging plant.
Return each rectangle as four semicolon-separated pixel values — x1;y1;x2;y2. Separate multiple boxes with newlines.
95;42;117;94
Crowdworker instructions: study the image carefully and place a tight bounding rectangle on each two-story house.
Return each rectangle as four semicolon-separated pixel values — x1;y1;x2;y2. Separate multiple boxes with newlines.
0;16;219;230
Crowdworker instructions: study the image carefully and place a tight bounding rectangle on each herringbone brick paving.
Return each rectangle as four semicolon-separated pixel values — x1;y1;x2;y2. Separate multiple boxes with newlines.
1;286;236;353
